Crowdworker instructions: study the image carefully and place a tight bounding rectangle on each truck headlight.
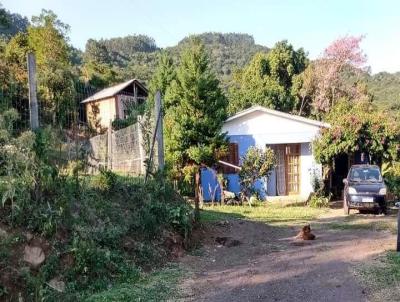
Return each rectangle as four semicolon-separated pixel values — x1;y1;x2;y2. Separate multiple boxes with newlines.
379;187;387;195
348;187;357;194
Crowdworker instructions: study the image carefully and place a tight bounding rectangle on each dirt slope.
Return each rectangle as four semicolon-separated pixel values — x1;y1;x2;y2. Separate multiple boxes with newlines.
178;211;396;302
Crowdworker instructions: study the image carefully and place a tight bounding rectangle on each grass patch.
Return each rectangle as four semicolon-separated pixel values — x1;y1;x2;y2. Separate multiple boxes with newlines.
200;202;328;225
356;251;400;301
84;265;183;302
368;251;400;285
327;218;397;233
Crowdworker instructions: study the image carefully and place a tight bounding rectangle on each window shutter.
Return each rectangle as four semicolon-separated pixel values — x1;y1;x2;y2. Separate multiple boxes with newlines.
222;143;239;174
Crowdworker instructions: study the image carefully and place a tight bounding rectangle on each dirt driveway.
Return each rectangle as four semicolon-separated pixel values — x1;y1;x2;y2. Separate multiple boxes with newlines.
178;206;397;302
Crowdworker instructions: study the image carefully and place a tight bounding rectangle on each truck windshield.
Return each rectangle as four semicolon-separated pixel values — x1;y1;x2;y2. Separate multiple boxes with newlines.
349;167;382;182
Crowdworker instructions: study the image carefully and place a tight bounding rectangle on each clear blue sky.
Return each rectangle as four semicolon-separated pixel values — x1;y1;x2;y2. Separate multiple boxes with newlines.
3;0;400;73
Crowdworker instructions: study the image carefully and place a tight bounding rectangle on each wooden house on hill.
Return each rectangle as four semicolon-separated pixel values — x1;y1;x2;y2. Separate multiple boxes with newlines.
81;79;148;131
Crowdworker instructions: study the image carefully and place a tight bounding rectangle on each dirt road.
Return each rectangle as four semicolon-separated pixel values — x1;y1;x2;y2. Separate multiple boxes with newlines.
178;209;396;302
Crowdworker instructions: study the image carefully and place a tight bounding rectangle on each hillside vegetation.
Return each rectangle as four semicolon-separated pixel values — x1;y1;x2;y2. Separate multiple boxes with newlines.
85;32;269;86
1;6;398;111
0;105;193;300
364;72;400;110
83;33;399;110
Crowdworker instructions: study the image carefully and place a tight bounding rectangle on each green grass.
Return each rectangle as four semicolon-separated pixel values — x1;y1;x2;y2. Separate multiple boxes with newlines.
84;265;183;302
356;251;400;302
200;202;328;225
369;252;400;285
327;219;397;233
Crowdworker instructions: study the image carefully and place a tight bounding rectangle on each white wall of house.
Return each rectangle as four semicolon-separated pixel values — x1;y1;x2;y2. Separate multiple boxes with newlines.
222;109;324;144
86;97;117;130
222;108;325;199
300;143;322;198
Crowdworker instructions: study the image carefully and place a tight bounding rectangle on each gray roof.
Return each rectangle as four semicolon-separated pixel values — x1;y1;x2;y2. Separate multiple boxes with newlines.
81;79;147;104
226;105;331;128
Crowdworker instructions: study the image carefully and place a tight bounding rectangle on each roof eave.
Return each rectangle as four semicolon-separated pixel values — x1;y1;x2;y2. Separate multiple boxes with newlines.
225;105;330;128
80;79;147;104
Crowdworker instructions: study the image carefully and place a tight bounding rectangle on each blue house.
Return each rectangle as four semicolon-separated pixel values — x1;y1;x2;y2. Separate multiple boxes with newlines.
201;106;330;201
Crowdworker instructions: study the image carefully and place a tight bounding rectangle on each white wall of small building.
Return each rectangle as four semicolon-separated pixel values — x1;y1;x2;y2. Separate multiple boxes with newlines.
300;143;322;198
86;97;117;130
223;109;324;199
222;110;324;144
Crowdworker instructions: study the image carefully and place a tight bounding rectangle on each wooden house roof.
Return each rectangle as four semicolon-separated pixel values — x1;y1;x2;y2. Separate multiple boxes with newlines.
81;79;147;104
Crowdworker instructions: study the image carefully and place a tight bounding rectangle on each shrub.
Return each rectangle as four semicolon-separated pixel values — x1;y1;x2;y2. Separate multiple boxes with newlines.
383;162;400;199
91;168;118;192
112;103;146;130
239;146;276;199
308;193;329;208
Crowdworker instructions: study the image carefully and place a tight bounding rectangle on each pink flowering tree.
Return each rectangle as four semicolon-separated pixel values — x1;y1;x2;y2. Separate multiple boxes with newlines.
293;35;370;116
316;36;368;111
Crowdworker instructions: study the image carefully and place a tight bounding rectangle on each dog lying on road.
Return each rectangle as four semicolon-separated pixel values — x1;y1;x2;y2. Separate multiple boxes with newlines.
296;224;316;240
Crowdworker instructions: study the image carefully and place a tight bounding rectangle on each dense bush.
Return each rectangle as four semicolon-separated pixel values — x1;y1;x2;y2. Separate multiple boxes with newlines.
313;100;400;165
0;110;193;301
239;146;276;199
383;162;400;199
308;169;330;208
308;194;329;208
111;102;146;130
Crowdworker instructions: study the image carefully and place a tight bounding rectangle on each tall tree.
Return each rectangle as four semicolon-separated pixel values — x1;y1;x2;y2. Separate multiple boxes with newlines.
294;35;369;117
228;40;308;114
83;39;117;88
4;32;30;85
291;63;317;116
0;5;8;28
165;38;228;222
148;52;176;102
27;10;75;126
0;5;29;40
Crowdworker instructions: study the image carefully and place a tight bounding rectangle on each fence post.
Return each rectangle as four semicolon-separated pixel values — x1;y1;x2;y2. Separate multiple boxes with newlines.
27;52;39;130
397;210;400;252
137;116;146;175
155;91;164;170
107;120;112;170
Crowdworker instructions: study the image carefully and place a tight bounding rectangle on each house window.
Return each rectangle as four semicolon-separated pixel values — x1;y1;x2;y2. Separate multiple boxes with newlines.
221;143;239;174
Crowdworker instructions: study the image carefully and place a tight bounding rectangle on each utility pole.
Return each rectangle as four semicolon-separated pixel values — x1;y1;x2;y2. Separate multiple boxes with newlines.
107;119;113;170
145;91;164;182
397;210;400;252
137;116;146;175
155;91;164;170
27;52;39;130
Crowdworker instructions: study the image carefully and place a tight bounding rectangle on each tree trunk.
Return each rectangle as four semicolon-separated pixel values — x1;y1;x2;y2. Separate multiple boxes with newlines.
194;168;201;223
298;96;306;116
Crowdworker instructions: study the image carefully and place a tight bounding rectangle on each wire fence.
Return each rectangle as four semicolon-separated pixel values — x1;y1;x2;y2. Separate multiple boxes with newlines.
0;61;159;176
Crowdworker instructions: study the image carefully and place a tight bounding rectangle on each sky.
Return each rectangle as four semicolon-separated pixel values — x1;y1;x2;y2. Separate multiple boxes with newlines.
3;0;400;73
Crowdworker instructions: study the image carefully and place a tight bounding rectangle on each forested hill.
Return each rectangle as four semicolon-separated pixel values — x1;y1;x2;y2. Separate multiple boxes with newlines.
363;72;400;110
86;32;269;84
89;33;399;110
170;33;269;84
0;5;398;110
0;9;28;40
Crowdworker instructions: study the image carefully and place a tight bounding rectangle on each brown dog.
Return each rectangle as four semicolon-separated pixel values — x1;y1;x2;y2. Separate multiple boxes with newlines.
296;224;316;240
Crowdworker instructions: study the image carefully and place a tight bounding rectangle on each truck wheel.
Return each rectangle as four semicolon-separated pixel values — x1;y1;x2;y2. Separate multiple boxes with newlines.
344;198;350;215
